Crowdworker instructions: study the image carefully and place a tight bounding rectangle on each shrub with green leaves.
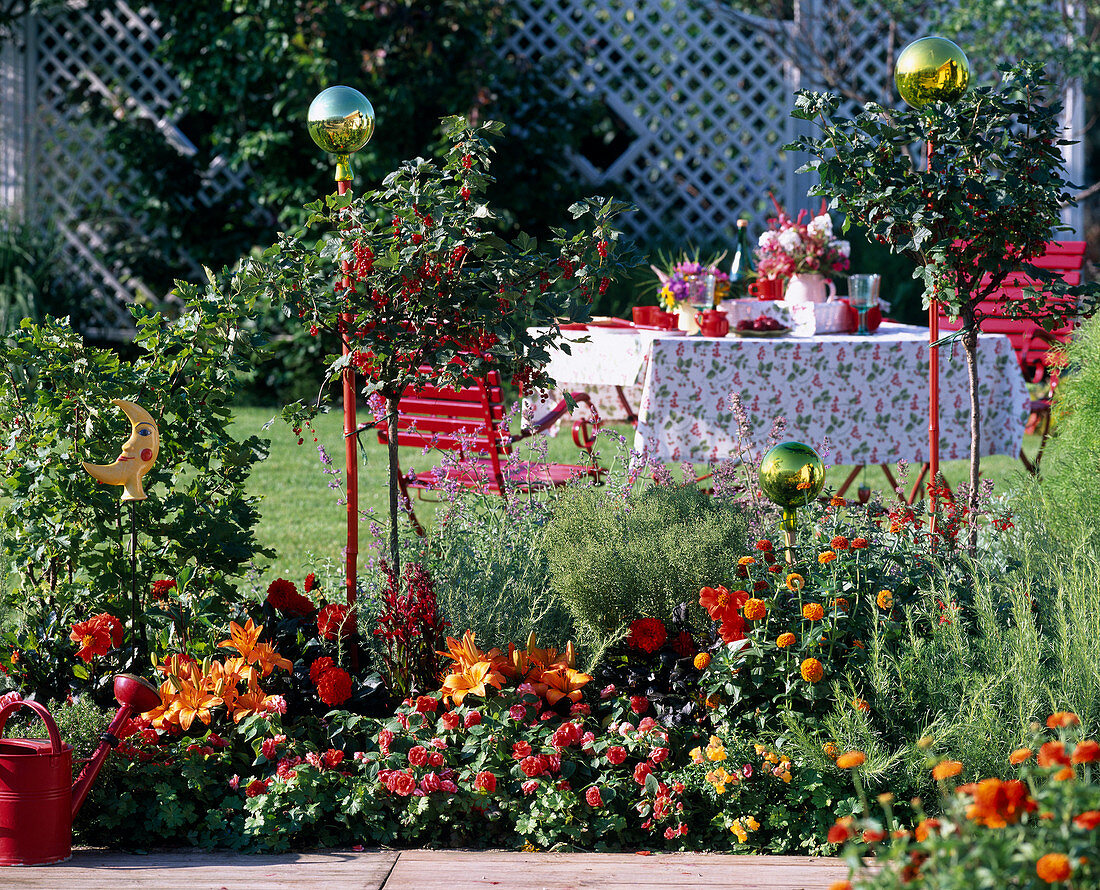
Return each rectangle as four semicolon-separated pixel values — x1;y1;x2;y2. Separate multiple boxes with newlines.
543;482;749;644
0;269;272;683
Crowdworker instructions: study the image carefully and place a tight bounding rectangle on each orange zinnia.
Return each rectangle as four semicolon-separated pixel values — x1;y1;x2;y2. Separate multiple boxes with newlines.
1047;712;1080;729
818;550;837;564
785;573;805;591
743;598;767;621
836;751;866;769
1010;747;1034;765
932;760;963;780
800;657;824;683
964;777;1036;828
693;652;712;671
1035;853;1072;884
1072;740;1100;764
776;632;796;648
803;603;825;622
1038;741;1072;769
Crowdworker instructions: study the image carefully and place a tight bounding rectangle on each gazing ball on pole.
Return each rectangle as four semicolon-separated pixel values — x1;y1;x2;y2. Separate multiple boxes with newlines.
758;441;826;533
307;86;375;181
894;37;970;108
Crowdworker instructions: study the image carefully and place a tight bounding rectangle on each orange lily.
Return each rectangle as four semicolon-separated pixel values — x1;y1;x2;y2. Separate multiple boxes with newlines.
532;665;591;705
441;660;505;705
251;642;293;677
438;630;495;672
218;618;263;662
231;689;270;723
167;679;223;731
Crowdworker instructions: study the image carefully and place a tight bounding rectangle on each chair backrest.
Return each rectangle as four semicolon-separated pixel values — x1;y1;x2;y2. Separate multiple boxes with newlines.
377;368;511;489
938;241;1086;371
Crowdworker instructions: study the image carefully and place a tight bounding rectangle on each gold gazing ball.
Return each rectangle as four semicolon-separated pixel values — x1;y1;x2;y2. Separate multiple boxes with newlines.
758;441;826;513
307;86;375;181
894;37;970;108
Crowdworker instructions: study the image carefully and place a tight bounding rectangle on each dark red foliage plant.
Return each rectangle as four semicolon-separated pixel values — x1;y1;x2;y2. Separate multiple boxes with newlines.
374;561;448;699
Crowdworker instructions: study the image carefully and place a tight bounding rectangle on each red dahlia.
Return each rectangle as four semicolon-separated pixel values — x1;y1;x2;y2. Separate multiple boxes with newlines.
628;617;667;654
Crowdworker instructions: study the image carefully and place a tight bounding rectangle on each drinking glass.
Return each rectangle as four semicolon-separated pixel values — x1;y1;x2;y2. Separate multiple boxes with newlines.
848;274;881;335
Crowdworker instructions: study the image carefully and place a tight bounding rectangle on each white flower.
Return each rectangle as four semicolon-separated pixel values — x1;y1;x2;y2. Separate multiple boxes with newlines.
807;214;833;240
832;240;851;257
777;229;803;253
757;230;779;250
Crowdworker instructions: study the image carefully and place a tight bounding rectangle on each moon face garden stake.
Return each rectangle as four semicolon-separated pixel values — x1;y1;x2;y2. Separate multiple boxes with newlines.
81;399;161;662
81;399;159;502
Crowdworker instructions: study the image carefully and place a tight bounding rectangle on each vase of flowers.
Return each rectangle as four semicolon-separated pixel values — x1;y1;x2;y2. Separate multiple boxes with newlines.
650;257;730;335
754;205;849;304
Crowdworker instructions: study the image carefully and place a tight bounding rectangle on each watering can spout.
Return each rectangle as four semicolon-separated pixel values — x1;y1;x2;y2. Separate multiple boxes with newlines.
71;674;161;818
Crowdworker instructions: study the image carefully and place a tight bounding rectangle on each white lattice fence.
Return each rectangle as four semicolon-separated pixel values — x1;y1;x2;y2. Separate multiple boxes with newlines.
507;0;801;243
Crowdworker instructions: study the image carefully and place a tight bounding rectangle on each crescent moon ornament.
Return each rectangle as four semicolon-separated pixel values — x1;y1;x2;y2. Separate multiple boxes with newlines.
82;399;160;501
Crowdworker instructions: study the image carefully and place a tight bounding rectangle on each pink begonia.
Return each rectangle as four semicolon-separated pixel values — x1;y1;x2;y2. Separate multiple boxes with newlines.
420;772;442;794
570;702;591;716
408;745;429;767
606;745;627;765
0;691;23;707
429;736;448;749
650;747;670;765
516;682;538;696
601;684;616;699
522;779;539;795
585;786;604;807
440;711;461;730
463;710;481;728
228;774;240;790
440;780;458;794
378;729;394;755
508;704;527;721
637;717;658;732
262;695;287;715
261;738;278;760
428;751;444;768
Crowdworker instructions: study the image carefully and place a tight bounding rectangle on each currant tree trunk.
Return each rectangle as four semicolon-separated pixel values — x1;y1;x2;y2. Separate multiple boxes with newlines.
386;393;402;582
962;320;982;556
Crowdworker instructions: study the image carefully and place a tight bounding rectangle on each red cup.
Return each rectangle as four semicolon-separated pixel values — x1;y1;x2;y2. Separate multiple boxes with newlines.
632;305;660;326
658;311;678;330
748;278;784;300
700;309;729;337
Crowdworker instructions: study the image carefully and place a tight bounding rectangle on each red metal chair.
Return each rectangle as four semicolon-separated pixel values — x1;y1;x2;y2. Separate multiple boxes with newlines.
375;368;603;534
937;240;1086;473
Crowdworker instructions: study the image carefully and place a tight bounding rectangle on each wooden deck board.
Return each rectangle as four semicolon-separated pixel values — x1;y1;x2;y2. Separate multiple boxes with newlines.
0;849;857;890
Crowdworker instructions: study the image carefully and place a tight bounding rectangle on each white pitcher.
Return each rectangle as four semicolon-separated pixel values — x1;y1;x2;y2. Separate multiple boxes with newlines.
784;273;836;304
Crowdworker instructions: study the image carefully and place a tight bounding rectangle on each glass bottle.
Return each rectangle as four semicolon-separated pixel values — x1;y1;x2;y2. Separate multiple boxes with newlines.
729;219;754;300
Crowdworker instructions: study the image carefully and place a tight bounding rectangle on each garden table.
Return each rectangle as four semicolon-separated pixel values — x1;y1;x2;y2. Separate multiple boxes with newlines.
535;322;1029;468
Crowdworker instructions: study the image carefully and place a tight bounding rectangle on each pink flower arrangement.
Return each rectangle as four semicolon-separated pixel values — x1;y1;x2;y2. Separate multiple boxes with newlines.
754;205;850;279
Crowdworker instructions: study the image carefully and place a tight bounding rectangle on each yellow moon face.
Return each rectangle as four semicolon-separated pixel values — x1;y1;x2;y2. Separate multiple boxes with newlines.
81;399;160;501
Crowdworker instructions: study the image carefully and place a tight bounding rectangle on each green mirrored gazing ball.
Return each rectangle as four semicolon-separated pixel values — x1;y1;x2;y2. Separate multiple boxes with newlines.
894;37;970;108
307;86;375;154
758;441;826;511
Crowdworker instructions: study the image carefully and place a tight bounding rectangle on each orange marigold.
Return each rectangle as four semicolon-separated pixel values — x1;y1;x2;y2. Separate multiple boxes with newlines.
836;750;866;769
1047;712;1081;729
830;535;850;550
964;777;1037;828
850;537;869;549
876;590;894;610
932;760;963;780
693;652;712;671
852;697;870;713
827;817;854;845
834;597;850;612
800;657;824;683
738;556;756;566
824;742;838;759
1036;853;1072;884
1010;747;1034;765
1072;740;1100;764
802;603;825;622
914;818;941;842
785;573;805;591
818;550;837;564
1074;810;1100;830
829;497;847;508
776;632;796;648
743;598;767;621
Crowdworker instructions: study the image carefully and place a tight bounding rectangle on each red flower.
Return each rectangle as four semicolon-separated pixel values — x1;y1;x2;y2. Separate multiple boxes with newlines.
1074;810;1100;830
464;710;481;728
473;770;497;793
754;540;773;552
309;657;335;683
415;695;438;714
90;613;124;648
390;772;415;796
830;536;850;551
513;741;532;760
304;572;319;592
150;578;177;602
69;618;114;662
634;761;652;785
408;745;429;767
628;618;667;654
670;631;696;657
244;778;270;798
850;538;869;550
828;817;854;844
317;603;355;640
630;695;650;715
315;665;352;706
266;578;314;618
586;786;604;808
718;612;746;643
520;755;544;777
607;745;627;765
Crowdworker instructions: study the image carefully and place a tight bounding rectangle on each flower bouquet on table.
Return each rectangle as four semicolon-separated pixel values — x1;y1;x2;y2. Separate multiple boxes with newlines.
754;199;850;288
650;253;730;334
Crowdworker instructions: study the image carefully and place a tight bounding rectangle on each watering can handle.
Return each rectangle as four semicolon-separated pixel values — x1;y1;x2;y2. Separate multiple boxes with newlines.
0;699;64;755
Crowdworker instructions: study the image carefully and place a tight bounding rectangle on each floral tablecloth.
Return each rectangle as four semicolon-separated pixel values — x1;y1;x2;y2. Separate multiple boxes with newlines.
541;323;1029;467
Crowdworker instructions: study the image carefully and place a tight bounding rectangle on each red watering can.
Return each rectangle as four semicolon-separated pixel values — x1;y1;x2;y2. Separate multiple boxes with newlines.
0;673;161;866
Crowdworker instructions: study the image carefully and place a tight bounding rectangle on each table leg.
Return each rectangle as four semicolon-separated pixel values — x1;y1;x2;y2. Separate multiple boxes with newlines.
835;466;862;498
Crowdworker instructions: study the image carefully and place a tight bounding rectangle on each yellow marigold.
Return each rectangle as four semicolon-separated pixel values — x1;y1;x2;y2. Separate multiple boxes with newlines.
836;750;866;769
876;590;894;610
785;573;805;592
1010;748;1033;765
1036;853;1072;884
818;550;837;564
776;632;796;648
1047;712;1081;729
743;598;767;621
802;603;825;622
689;746;705;765
800;657;824;683
738;555;756;566
693;652;712;671
933;760;963;780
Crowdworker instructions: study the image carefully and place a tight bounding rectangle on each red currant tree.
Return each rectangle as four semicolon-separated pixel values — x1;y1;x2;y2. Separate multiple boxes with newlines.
245;116;635;575
791;64;1100;552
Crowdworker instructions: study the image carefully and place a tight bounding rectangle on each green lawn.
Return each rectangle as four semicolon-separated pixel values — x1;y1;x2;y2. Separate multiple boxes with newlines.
234;405;1040;582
